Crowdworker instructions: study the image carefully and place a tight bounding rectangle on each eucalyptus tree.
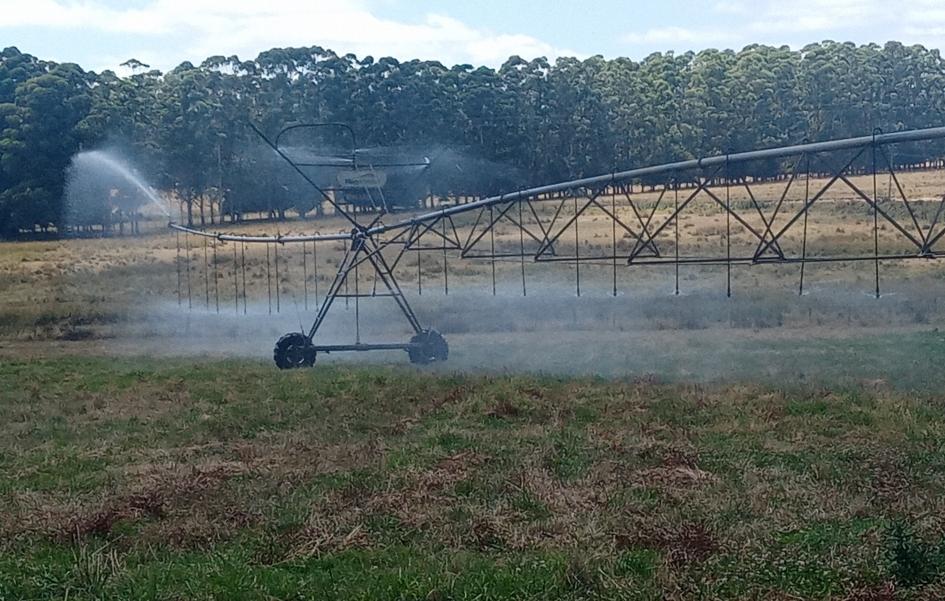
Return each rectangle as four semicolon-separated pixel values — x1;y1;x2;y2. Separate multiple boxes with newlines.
154;62;228;225
0;58;92;234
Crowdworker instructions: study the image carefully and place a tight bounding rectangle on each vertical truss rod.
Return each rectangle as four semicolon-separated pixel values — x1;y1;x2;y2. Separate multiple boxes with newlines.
313;240;320;307
175;228;182;307
674;181;679;295
442;217;449;295
725;156;731;298
574;194;581;297
203;237;210;310
611;184;617;297
274;240;281;313
233;243;239;315
799;155;811;296
519;200;526;296
303;239;309;311
872;140;880;298
489;205;496;295
240;242;247;315
266;243;272;315
213;240;219;313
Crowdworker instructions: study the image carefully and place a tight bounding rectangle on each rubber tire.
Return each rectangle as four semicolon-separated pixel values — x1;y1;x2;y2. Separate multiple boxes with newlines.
407;329;449;365
273;332;317;369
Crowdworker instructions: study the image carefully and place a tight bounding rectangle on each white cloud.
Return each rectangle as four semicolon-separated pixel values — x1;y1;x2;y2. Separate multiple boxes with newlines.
711;1;746;15
0;0;579;71
901;0;945;42
622;0;945;52
745;0;884;35
622;26;733;46
0;0;161;33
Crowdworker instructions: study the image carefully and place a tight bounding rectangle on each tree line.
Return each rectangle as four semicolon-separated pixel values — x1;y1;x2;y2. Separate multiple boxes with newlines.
2;41;945;237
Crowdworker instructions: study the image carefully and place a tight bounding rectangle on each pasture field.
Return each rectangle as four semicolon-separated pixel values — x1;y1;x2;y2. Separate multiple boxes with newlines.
4;170;945;599
3;358;945;600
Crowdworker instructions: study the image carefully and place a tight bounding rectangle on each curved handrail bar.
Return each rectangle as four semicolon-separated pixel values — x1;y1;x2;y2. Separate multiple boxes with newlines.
275;122;358;163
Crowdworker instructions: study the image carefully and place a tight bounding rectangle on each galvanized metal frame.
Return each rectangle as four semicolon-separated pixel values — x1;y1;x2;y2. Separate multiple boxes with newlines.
171;124;945;365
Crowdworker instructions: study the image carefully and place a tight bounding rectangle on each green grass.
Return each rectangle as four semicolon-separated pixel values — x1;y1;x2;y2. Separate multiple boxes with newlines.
3;357;945;599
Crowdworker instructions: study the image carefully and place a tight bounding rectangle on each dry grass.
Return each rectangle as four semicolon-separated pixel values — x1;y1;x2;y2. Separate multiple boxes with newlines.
3;359;945;598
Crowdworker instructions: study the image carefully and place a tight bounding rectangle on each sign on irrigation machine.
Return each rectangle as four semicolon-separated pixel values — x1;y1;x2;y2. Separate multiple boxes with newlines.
337;169;387;190
171;123;945;369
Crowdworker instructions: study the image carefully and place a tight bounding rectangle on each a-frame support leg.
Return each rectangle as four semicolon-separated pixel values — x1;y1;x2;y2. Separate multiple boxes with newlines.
274;232;448;369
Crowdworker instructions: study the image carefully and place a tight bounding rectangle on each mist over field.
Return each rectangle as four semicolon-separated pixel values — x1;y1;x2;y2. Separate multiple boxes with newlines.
66;271;939;391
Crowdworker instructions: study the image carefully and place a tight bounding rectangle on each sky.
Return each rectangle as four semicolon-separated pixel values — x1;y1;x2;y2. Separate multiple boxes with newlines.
1;0;945;73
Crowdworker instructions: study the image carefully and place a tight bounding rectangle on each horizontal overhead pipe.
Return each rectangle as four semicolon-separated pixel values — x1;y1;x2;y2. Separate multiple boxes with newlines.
169;125;945;245
371;126;945;236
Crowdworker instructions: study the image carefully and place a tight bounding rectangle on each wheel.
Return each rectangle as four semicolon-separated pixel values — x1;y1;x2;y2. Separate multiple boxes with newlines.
273;332;316;369
407;329;449;365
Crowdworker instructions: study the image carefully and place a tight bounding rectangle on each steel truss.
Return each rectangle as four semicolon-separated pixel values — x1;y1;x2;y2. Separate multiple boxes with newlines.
171;125;945;368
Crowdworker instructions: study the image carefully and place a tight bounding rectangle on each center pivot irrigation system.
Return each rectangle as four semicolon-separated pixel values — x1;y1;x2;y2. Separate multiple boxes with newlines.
171;124;945;369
